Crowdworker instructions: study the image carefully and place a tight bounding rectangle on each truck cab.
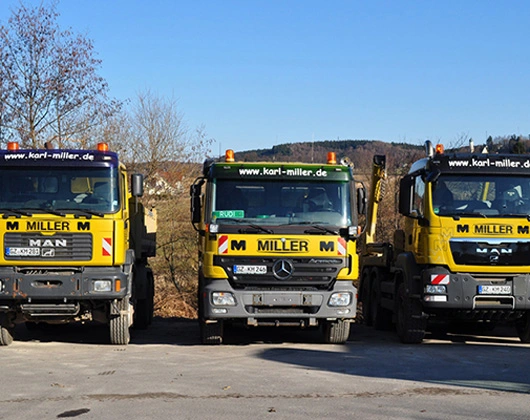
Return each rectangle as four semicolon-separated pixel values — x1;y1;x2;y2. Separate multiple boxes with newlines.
361;142;530;343
191;150;365;344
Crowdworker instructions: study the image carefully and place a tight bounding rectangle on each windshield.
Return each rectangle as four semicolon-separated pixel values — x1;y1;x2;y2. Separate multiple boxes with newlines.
0;167;120;214
432;174;530;217
211;180;352;226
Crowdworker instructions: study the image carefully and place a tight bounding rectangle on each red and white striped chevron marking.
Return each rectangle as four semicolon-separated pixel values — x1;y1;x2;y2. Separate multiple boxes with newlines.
218;235;229;254
102;237;112;256
337;237;346;256
431;274;449;285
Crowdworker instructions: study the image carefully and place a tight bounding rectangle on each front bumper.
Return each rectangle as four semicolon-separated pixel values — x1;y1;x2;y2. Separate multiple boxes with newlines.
422;268;530;311
0;266;129;301
201;279;357;325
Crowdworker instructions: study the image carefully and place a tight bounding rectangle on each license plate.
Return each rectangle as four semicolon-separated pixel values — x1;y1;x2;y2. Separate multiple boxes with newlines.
478;285;511;295
233;265;267;275
6;247;40;256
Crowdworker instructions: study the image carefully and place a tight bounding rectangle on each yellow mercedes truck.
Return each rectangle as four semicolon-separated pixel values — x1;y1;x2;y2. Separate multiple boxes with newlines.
191;150;365;344
0;142;156;345
360;142;530;343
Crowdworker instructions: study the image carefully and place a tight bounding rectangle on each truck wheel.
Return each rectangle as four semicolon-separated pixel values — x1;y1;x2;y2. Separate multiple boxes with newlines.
200;318;224;345
360;269;372;326
396;283;426;344
0;325;13;346
323;319;350;344
515;312;530;343
371;276;393;330
134;270;154;330
110;298;132;345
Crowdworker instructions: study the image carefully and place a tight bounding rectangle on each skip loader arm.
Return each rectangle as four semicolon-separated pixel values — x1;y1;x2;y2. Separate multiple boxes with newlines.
365;155;386;245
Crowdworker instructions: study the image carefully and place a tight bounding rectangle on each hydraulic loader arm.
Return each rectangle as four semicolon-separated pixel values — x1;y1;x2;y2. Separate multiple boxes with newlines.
365;155;386;245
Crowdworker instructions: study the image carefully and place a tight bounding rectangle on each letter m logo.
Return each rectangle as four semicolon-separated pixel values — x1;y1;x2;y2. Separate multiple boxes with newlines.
231;240;246;251
457;224;469;233
6;221;19;230
518;226;530;234
320;241;334;252
77;222;90;231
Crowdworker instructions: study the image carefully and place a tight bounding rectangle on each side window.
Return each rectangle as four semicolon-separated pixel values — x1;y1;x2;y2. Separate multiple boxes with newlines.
413;176;425;217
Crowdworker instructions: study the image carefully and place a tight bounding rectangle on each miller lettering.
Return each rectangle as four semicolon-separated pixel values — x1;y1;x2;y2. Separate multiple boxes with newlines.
27;221;70;231
474;224;513;235
257;239;309;253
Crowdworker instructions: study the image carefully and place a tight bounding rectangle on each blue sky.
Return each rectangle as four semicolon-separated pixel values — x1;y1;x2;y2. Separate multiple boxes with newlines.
2;1;530;153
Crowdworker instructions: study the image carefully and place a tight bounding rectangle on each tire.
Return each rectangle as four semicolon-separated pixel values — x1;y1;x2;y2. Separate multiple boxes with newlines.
396;283;426;344
323;319;351;344
360;269;372;326
370;271;393;331
516;312;530;343
0;325;13;346
134;270;154;330
110;298;132;345
200;318;224;345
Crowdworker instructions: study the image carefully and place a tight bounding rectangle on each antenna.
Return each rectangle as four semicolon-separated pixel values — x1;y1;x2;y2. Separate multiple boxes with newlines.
311;133;314;163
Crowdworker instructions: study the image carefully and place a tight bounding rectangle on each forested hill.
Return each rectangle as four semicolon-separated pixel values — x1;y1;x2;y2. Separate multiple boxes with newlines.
233;135;530;175
234;140;425;174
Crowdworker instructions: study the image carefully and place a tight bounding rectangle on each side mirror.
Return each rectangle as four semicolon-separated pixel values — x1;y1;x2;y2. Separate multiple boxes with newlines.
357;186;367;215
425;168;441;183
398;175;414;216
190;183;203;225
131;174;144;197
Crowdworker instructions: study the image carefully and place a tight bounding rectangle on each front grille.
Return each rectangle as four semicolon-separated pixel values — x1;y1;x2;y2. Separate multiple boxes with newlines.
4;233;92;261
450;239;530;266
214;256;346;289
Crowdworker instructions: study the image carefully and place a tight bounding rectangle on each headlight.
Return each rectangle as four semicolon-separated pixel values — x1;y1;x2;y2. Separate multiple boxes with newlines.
93;280;112;292
425;295;447;302
212;292;236;306
328;292;352;307
425;285;446;294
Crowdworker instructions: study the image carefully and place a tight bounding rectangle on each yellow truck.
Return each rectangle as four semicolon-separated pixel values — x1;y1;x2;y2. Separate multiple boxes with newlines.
0;142;156;345
191;149;365;344
360;142;530;343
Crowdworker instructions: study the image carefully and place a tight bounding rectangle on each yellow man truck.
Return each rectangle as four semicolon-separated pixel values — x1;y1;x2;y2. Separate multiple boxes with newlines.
360;142;530;343
191;150;365;344
0;142;156;345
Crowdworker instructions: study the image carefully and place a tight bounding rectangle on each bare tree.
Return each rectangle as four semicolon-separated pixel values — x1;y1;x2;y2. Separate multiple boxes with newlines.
111;89;212;296
126;90;212;181
0;2;120;148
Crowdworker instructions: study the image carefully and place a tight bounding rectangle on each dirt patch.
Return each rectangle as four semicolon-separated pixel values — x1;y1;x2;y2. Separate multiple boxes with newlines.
154;280;197;319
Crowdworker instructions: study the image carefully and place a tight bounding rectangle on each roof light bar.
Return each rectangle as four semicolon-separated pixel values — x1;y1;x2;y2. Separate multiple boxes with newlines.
327;152;337;164
225;149;235;162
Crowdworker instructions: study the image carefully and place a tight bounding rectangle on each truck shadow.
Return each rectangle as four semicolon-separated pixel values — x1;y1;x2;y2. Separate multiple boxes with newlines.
257;322;530;394
11;317;200;345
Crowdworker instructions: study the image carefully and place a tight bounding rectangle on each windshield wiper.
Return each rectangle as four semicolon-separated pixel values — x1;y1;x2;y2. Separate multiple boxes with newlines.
451;212;487;220
58;209;105;218
2;209;33;218
304;224;339;235
284;221;339;235
239;225;274;234
496;213;530;220
217;218;274;234
37;209;66;217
